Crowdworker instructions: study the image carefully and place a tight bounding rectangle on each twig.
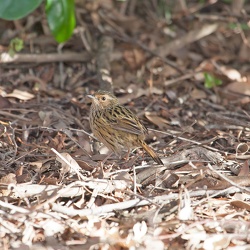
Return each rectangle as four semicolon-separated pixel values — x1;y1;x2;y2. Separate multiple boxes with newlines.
51;148;86;181
164;71;201;87
63;129;91;158
0;111;32;122
133;165;137;195
0;200;30;214
149;128;222;153
0;52;92;64
6;148;37;169
207;164;250;194
96;36;114;91
50;188;244;217
7;179;130;199
193;186;242;207
207;113;250;128
155;23;218;57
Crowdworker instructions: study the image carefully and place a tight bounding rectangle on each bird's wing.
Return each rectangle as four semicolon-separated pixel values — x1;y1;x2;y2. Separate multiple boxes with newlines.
103;105;147;135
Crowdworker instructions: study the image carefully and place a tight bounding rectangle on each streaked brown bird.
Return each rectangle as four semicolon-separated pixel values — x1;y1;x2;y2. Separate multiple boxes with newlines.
88;90;163;165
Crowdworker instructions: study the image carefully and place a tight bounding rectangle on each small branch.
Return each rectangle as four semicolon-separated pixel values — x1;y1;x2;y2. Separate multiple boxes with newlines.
50;188;244;217
207;164;250;194
96;36;114;91
155;24;218;57
7;179;130;199
0;52;92;64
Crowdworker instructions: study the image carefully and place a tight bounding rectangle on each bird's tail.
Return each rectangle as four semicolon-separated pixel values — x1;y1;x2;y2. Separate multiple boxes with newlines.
141;141;163;165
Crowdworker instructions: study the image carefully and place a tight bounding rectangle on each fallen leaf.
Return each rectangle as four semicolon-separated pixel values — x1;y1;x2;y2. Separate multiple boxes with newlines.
0;173;17;196
145;111;169;129
51;132;66;151
118;85;163;105
225;81;250;96
0;173;16;185
203;235;231;250
236;143;249;155
190;88;207;99
123;48;145;69
29;161;43;170
237;160;249;177
56;152;81;175
6;89;35;100
218;65;242;81
41;177;58;185
76;159;98;170
230;200;250;211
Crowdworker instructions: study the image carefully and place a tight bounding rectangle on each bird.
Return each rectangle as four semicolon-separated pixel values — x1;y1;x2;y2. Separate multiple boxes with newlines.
88;90;163;165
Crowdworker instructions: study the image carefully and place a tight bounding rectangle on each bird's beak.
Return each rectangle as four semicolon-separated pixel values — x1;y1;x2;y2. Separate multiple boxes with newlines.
87;94;96;100
87;95;98;104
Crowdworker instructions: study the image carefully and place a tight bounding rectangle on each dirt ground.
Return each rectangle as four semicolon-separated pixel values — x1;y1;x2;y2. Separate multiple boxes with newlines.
0;1;250;249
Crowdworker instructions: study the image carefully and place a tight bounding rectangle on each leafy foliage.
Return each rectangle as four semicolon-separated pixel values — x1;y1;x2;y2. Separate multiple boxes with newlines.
204;72;222;89
45;0;76;43
229;22;250;31
0;0;76;43
8;38;24;57
0;0;43;20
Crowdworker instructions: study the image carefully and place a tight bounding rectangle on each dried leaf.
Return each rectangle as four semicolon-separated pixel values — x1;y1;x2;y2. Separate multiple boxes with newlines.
51;132;66;151
238;160;249;177
236;143;249;155
225;81;250;96
38;111;53;126
179;188;194;220
145;111;169;129
218;65;242;81
0;173;17;196
42;220;65;237
230;200;250;211
56;152;81;175
203;235;231;250
41;177;58;185
76;159;98;170
0;173;16;185
133;221;147;240
16;174;32;183
6;89;35;100
190;88;207;99
29;161;43;170
123;48;145;69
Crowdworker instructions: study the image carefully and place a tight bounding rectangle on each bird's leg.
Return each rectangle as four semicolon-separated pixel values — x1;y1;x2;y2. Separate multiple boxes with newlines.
99;151;114;177
140;149;145;160
124;148;131;161
121;148;139;168
102;151;114;165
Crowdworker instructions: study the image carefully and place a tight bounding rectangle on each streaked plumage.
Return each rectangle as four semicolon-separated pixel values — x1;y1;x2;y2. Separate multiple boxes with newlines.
88;90;163;165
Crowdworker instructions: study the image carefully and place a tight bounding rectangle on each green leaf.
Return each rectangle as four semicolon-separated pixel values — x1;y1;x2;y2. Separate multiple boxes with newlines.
229;22;250;31
0;0;43;20
204;72;222;89
46;0;76;43
8;38;24;57
10;37;24;51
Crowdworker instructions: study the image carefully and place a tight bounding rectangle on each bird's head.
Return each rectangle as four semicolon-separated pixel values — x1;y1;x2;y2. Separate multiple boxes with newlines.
87;90;118;110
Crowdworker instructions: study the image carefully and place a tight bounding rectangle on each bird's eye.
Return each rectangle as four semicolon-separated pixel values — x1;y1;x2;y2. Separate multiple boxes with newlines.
101;96;106;101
